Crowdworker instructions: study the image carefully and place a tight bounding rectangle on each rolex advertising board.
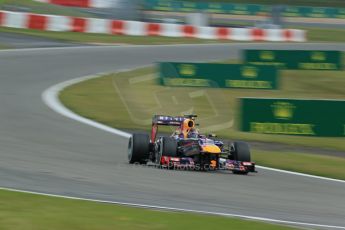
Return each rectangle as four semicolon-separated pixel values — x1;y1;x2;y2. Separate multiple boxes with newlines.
244;50;342;70
143;0;345;19
159;63;278;89
240;98;345;137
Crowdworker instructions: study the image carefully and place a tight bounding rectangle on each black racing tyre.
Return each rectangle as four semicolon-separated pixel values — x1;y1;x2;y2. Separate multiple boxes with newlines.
232;141;251;162
128;133;150;164
160;137;177;157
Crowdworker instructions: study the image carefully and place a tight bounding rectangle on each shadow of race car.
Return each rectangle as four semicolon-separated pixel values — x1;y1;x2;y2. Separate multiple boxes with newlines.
128;115;256;174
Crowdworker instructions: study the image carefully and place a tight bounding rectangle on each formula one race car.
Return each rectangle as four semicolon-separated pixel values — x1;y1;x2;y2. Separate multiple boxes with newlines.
128;115;256;174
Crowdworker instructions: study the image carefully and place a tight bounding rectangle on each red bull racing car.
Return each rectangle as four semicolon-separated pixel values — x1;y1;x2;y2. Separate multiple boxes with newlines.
128;115;256;174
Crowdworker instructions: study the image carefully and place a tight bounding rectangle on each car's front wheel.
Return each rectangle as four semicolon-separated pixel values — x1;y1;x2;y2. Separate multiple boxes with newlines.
231;141;251;162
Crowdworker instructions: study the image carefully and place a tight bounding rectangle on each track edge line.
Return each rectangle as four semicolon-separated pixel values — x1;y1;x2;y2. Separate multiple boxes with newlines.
0;186;344;229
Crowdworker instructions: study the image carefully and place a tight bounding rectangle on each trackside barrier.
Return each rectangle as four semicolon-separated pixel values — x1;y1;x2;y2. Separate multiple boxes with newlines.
244;50;342;70
240;98;345;137
0;11;306;42
33;0;345;19
159;63;279;89
143;0;345;19
35;0;112;8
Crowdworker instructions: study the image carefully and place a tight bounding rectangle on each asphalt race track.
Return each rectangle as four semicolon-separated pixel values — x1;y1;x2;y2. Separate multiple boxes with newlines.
1;43;345;229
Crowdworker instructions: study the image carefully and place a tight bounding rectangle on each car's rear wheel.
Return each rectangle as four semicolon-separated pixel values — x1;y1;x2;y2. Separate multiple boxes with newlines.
156;137;178;169
128;133;150;164
160;137;178;157
232;141;251;162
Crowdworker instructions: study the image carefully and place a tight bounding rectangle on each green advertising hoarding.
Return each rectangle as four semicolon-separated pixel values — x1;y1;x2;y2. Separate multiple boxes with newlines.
244;50;343;70
159;63;279;89
143;0;345;18
282;6;339;18
143;0;268;15
240;98;345;137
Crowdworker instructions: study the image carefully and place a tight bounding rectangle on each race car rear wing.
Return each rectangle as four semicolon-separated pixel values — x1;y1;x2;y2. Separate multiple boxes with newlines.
151;115;198;142
151;115;184;142
152;115;185;126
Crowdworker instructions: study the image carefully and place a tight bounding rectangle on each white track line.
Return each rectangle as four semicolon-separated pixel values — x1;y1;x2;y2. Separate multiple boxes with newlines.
256;166;345;184
1;186;345;229
42;72;131;139
38;71;345;229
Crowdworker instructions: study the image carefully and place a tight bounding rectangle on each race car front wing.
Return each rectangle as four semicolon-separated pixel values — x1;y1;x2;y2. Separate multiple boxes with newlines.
160;156;256;173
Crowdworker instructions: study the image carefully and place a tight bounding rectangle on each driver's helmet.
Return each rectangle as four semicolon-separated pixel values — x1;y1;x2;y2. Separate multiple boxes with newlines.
187;128;199;138
182;119;194;131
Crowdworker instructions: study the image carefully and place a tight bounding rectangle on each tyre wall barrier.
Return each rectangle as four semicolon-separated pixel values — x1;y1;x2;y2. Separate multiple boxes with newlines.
0;11;306;41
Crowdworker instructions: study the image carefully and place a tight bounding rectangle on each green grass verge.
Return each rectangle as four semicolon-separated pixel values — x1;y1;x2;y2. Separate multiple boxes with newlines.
60;66;345;151
0;27;225;45
2;25;345;45
0;0;91;17
0;43;11;49
253;150;345;180
59;65;345;180
0;189;297;230
306;27;345;43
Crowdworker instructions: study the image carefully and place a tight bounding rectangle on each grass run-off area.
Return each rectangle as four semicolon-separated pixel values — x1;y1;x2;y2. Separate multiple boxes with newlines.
0;43;10;49
0;0;90;17
0;27;225;45
254;150;345;180
0;189;297;230
1;26;345;44
60;65;345;180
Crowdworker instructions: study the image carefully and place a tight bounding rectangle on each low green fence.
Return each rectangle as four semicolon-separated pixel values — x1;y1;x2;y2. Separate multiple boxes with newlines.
243;50;342;70
240;98;345;137
144;0;269;15
283;6;345;18
144;0;345;19
159;62;279;89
